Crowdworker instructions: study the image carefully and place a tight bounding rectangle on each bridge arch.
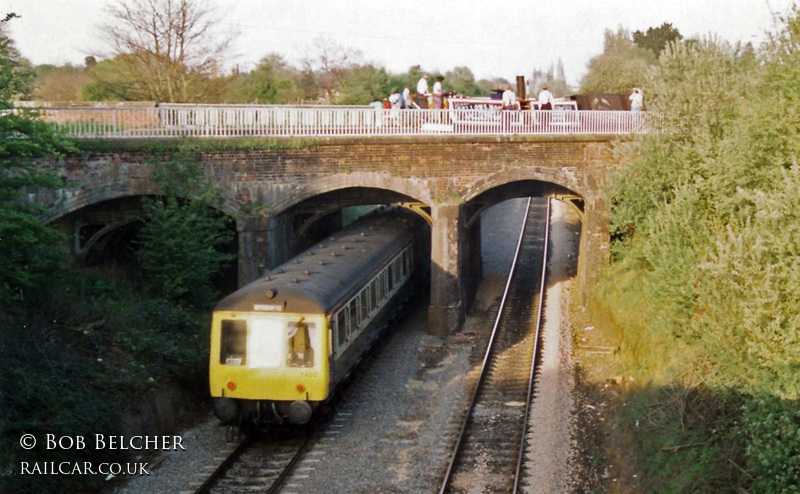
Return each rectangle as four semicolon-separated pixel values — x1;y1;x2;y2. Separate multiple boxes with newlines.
234;177;434;284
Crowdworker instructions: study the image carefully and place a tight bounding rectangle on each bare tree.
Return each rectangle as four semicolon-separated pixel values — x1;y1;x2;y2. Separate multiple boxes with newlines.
301;36;363;102
98;0;235;102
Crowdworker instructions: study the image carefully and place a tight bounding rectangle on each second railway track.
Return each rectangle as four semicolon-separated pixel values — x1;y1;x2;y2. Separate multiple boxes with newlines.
440;197;551;494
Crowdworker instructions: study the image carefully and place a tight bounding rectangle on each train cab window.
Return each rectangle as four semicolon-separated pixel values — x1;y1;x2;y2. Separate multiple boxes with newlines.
220;319;247;365
287;318;315;367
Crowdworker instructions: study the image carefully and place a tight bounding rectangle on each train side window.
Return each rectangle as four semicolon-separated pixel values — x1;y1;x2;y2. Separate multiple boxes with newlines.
400;249;408;277
370;280;379;311
360;289;369;322
387;260;394;290
336;310;347;348
348;301;358;336
220;319;247;365
354;297;362;327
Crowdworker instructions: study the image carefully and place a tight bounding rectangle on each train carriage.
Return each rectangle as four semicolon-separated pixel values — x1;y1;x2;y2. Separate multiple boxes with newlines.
209;209;427;427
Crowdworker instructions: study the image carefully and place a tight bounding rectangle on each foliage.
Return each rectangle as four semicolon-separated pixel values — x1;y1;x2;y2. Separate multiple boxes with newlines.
229;53;303;104
633;22;684;57
741;396;800;494
82;55;148;101
592;10;800;491
0;20;77;304
0;272;210;493
301;35;364;102
443;66;488;98
32;63;88;101
614;383;748;492
0;16;32;105
579;27;657;94
338;64;392;104
136;155;234;306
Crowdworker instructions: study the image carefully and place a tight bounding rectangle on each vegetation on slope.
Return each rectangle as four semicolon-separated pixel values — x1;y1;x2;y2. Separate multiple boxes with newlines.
588;8;800;493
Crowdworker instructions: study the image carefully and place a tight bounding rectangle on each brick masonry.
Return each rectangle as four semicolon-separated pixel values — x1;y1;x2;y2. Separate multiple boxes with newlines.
34;134;625;335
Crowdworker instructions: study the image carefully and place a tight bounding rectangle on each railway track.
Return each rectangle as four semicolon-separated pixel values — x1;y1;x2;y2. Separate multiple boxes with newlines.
190;426;316;494
439;197;551;493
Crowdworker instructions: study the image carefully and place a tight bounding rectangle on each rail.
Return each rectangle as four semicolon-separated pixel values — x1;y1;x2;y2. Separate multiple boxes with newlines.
21;105;659;139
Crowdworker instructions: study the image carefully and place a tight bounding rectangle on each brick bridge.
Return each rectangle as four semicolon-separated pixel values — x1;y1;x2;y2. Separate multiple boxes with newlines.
35;134;624;335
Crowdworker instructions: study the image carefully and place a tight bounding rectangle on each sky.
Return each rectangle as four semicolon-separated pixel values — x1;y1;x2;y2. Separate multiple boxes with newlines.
4;0;798;88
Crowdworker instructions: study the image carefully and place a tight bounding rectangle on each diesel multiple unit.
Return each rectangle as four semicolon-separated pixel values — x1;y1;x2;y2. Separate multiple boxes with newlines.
209;209;426;427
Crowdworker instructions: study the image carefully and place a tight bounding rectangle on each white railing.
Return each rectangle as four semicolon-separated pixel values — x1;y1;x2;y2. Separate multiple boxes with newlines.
28;105;658;139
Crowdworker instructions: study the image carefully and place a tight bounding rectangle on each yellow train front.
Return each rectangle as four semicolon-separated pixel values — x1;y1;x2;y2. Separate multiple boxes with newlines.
209;209;424;427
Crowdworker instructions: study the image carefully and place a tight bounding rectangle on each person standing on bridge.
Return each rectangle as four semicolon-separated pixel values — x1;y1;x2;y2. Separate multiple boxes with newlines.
537;85;554;129
389;90;402;123
402;85;412;109
501;85;517;131
416;73;429;109
537;85;553;110
502;85;517;110
433;76;445;109
629;87;643;112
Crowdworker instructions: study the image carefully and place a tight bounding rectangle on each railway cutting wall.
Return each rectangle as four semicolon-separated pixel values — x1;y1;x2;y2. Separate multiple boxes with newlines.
32;134;624;335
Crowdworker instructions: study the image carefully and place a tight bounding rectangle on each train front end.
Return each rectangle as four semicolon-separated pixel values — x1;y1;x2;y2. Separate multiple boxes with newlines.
209;307;329;426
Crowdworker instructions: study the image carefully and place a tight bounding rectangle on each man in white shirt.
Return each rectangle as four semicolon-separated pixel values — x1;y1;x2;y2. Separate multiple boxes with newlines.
537;85;553;110
629;87;643;111
416;74;429;109
502;86;517;110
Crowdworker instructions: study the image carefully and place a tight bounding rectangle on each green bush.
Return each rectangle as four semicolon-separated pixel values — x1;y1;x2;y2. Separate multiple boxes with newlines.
741;396;800;493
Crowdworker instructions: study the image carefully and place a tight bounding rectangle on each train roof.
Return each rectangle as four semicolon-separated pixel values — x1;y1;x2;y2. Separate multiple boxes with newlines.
214;209;420;315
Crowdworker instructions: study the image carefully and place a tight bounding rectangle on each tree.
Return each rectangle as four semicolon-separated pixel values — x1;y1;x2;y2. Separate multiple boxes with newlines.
82;56;140;101
231;54;302;103
136;156;234;306
97;0;235;102
301;36;363;102
579;27;656;94
633;22;683;58
0;14;32;105
32;64;88;101
338;64;391;104
0;17;76;303
443;66;487;97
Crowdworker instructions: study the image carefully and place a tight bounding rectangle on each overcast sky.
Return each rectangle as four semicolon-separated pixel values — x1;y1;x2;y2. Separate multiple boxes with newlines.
5;0;797;87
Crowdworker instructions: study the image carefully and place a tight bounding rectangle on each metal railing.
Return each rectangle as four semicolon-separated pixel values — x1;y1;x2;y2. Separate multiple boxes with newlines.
27;105;658;139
